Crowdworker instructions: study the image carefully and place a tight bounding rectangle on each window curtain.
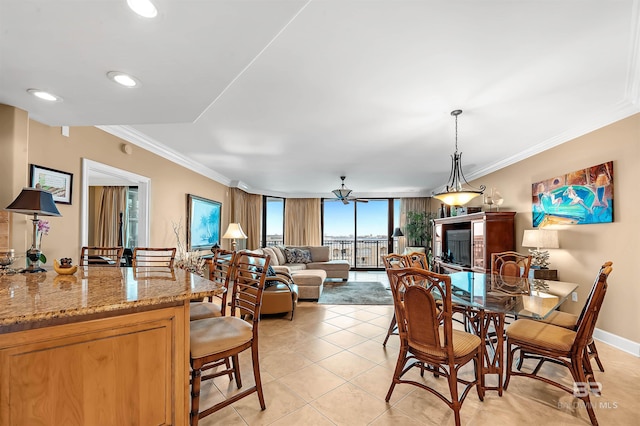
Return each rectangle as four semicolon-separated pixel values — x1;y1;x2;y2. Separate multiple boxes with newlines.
284;198;321;246
96;186;127;247
229;188;262;250
399;197;431;254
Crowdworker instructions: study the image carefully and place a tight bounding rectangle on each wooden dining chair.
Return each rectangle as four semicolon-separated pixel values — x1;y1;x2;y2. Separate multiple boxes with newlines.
189;252;270;425
79;246;124;267
189;249;235;321
131;247;176;268
529;261;613;372
385;267;484;426
504;262;612;426
381;253;410;346
405;251;429;269
491;251;532;279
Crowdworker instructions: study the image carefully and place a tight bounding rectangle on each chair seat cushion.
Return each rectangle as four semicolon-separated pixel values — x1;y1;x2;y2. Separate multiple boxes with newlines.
190;317;253;359
506;319;576;353
411;328;481;359
189;301;222;321
539;310;578;329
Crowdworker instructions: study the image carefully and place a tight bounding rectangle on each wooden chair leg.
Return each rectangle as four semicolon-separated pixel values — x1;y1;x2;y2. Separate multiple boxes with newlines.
385;347;407;401
588;341;605;372
232;354;242;388
383;314;396;346
251;343;266;410
190;367;202;426
448;365;462;426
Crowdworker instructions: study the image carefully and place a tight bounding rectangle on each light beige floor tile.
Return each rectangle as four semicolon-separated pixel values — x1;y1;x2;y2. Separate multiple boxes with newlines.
260;349;314;379
268;404;335;426
324;314;362;329
291;336;343;362
345;309;382;322
350;365;413;404
368;409;427;426
278;363;346;402
321;328;369;349
327;305;360;315
347;339;398;365
232;380;307;426
295;320;343;338
345;321;387;339
197;405;247;426
316;350;377;380
310;382;390;425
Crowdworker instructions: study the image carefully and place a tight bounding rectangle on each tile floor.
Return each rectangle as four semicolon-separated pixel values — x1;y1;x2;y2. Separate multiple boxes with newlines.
197;272;640;425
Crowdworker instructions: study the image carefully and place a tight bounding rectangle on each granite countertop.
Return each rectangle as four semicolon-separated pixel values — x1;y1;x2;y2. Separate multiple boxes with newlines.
0;266;223;327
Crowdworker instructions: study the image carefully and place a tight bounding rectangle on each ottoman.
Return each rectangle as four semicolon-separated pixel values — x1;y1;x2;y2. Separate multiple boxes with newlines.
291;269;327;300
262;282;299;320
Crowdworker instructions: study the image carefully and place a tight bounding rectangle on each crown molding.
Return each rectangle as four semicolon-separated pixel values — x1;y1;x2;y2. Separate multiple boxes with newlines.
96;125;232;186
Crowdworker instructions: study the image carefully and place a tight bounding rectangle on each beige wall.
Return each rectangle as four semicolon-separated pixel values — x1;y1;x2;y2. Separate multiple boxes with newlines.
1;106;230;268
467;113;639;344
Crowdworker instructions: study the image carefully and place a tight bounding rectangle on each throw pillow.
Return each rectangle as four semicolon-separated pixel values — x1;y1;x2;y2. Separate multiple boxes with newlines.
273;245;287;265
285;247;312;264
262;247;279;266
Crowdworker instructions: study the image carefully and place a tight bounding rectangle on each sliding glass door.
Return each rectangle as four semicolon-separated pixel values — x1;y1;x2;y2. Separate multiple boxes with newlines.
323;199;393;270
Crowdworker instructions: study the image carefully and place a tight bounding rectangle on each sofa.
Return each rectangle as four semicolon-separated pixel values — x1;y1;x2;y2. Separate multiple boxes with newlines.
255;245;350;300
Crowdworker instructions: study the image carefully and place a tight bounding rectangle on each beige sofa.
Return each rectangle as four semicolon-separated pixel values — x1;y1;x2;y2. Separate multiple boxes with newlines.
255;245;350;300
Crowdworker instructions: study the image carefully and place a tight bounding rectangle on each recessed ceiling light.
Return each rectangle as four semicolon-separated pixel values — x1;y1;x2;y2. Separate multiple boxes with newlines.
107;71;141;88
127;0;157;18
27;89;63;102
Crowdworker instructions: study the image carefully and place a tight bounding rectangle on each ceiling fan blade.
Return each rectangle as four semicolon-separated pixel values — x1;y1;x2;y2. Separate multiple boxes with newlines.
342;198;350;205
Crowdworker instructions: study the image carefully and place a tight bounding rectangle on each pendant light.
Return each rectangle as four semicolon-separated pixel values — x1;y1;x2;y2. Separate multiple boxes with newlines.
433;110;485;206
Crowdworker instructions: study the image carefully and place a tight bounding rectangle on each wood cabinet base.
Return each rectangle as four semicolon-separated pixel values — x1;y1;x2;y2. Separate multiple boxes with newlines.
0;305;187;426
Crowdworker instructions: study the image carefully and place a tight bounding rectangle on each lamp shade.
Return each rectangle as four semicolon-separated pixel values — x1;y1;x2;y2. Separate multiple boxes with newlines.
391;227;404;237
522;229;559;249
5;187;61;216
222;223;247;240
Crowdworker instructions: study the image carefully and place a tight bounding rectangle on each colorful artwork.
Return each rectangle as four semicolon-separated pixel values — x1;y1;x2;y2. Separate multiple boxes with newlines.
532;161;613;227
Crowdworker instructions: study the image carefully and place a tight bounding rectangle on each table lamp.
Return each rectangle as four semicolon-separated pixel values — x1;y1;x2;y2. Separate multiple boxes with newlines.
222;223;247;251
522;229;559;269
5;187;61;273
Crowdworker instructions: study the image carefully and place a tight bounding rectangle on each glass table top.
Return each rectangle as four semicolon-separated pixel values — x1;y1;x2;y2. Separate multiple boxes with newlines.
448;271;579;319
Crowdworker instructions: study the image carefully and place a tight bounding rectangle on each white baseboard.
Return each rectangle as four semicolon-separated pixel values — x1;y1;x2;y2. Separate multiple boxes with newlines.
593;328;640;357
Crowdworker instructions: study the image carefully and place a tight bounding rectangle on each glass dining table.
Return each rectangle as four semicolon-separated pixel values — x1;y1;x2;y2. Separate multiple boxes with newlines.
447;271;579;395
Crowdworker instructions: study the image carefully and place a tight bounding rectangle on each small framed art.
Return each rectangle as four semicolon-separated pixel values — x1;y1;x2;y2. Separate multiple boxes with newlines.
30;164;73;204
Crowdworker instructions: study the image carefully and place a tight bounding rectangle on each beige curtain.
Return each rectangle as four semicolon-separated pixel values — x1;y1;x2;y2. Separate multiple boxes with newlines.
229;188;262;250
398;197;431;253
96;186;127;247
284;198;321;246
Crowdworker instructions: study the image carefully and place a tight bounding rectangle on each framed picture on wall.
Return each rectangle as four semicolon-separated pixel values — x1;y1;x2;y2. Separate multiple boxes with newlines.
187;194;222;251
29;164;73;204
531;161;613;226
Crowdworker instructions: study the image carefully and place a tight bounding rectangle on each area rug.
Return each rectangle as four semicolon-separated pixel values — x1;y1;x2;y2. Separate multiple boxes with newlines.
317;281;393;305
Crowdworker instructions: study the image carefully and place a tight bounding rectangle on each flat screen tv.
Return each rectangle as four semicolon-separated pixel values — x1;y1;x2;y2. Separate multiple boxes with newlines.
445;229;471;267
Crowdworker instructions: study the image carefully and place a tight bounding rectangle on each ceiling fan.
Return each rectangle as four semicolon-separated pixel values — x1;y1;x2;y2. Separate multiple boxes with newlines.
331;176;368;205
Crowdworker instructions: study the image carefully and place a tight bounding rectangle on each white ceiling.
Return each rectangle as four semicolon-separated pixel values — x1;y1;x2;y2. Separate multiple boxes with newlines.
1;0;639;199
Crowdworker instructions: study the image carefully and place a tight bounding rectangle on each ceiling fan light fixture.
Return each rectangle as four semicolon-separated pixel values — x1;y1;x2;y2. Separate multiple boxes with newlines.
332;176;352;199
432;109;485;206
107;71;141;88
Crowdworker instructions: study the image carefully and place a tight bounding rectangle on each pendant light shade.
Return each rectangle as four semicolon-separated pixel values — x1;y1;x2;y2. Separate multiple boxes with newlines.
433;110;485;206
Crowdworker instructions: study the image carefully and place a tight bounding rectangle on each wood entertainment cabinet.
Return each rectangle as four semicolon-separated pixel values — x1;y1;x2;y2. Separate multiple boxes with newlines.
433;211;516;273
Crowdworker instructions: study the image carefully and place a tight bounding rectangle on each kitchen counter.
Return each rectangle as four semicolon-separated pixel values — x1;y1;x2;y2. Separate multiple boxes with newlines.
0;266;222;426
0;266;221;329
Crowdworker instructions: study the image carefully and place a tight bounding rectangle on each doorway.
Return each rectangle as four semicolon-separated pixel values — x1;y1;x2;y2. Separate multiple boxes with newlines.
81;159;150;247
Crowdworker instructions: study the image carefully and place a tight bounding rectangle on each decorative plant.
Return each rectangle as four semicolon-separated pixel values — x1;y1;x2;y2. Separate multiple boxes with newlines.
172;219;206;276
36;219;50;264
405;211;434;247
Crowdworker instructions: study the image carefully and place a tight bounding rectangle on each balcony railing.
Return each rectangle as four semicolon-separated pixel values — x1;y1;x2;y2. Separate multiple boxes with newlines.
265;238;396;269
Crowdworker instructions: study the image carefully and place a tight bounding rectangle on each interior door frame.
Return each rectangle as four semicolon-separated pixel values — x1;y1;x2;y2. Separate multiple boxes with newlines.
80;159;150;247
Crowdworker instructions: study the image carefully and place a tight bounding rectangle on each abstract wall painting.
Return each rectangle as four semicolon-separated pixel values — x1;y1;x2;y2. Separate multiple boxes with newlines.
532;161;613;227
